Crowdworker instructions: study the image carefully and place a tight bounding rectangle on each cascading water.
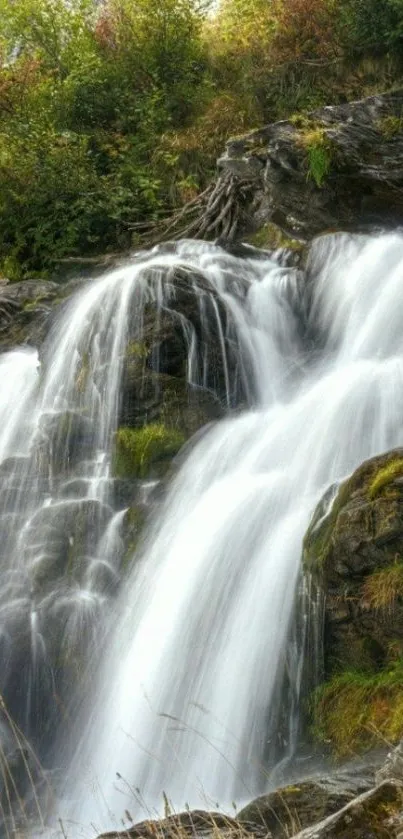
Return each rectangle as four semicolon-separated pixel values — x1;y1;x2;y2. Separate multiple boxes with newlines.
0;232;403;835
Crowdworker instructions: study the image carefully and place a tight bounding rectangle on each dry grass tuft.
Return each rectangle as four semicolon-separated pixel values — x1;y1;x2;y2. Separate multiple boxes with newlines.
362;561;403;613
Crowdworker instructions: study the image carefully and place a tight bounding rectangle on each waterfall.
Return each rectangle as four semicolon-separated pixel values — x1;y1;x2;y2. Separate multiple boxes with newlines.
0;232;402;835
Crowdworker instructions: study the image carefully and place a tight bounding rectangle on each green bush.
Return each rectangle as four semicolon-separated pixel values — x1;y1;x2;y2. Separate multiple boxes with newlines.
338;0;403;56
1;0;403;278
0;0;208;277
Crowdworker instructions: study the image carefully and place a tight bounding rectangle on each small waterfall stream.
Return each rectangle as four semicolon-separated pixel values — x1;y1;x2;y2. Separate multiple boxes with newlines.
0;233;402;835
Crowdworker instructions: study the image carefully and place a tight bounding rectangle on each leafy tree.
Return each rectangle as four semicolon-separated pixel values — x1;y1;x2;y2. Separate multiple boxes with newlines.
0;0;208;277
338;0;403;56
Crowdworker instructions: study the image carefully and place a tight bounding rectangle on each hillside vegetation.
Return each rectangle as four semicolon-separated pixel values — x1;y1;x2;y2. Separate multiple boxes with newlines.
1;0;403;278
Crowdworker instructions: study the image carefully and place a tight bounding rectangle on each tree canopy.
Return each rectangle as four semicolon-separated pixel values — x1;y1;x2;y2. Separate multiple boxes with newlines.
0;0;402;278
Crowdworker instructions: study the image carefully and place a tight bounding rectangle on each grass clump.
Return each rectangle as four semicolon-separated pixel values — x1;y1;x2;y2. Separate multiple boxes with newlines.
368;457;403;499
298;127;333;187
362;560;403;613
314;662;403;755
113;424;185;479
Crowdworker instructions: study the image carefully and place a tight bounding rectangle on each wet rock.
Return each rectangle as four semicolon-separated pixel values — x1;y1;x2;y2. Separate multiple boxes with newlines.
291;780;403;839
119;368;223;439
215;239;273;261
25;498;113;592
121;503;148;567
237;767;374;838
0;456;49;514
0;280;61;349
112;478;142;508
0;275;90;350
34;410;97;476
0;455;31;480
119;262;245;434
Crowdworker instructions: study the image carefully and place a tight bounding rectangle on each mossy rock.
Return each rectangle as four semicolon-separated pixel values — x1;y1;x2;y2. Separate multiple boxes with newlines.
113;424;185;480
238;780;361;838
304;449;403;756
289;781;403;839
119;365;223;436
304;449;403;580
34;410;96;476
245;222;305;256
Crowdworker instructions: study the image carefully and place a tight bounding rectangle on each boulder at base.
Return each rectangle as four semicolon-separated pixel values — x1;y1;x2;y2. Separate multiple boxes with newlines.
96;810;264;839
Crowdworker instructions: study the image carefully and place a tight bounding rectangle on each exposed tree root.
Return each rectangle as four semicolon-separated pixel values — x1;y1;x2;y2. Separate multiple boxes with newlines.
131;170;254;247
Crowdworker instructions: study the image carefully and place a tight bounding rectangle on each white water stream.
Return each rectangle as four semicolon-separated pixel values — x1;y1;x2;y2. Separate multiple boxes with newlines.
0;233;403;834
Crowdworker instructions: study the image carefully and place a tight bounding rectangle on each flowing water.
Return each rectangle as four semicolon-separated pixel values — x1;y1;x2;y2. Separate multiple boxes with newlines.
0;233;403;835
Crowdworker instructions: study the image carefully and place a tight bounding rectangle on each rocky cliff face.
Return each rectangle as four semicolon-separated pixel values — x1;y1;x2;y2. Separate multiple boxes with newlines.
214;90;403;243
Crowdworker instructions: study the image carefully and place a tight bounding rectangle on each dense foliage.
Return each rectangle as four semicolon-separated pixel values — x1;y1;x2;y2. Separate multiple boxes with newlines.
0;0;403;278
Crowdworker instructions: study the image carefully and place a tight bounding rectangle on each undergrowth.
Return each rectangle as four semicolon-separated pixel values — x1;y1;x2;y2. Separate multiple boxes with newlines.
1;0;403;276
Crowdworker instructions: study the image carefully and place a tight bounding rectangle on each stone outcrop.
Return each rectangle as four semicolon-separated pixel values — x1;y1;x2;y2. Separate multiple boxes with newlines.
0;276;89;350
215;90;403;242
237;768;374;838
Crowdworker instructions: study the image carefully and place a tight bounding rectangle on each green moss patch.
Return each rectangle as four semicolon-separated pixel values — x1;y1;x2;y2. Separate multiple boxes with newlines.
368;456;403;499
246;222;305;252
113;424;185;479
313;662;403;756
